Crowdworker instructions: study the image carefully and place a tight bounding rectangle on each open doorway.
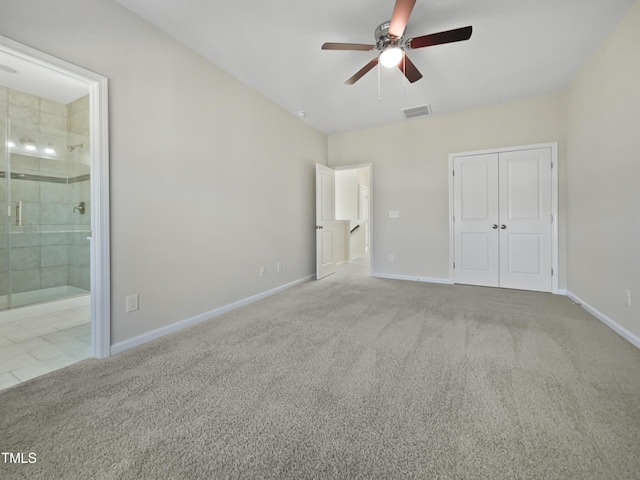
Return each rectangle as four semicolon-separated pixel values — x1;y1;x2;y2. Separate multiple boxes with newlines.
0;37;110;390
334;164;372;274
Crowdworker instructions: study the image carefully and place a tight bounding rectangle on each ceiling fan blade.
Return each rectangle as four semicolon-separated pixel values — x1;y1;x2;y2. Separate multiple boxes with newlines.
407;25;473;49
322;42;376;51
345;58;379;85
398;54;423;83
389;0;417;38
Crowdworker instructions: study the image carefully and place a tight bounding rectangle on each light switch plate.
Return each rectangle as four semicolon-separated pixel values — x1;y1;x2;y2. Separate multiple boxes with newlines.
126;294;139;313
389;210;400;218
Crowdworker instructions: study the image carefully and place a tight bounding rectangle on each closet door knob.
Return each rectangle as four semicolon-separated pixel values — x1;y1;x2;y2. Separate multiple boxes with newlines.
492;224;498;229
501;224;507;229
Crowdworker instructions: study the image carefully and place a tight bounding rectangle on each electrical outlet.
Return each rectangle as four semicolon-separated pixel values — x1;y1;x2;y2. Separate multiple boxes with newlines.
388;254;395;263
260;266;265;276
624;289;631;306
126;294;139;313
276;262;282;273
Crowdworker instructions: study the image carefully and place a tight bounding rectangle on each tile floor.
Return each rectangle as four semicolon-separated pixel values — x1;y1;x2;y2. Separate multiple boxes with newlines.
0;305;91;391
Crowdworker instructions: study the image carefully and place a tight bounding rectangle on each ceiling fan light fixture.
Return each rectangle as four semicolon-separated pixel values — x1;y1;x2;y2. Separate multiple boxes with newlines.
379;45;403;68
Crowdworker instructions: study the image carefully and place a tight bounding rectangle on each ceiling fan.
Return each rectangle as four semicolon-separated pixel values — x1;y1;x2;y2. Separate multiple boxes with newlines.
321;0;472;85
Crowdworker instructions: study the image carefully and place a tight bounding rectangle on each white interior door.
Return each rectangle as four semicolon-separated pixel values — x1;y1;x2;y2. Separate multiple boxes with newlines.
453;154;500;287
316;163;336;279
499;148;552;291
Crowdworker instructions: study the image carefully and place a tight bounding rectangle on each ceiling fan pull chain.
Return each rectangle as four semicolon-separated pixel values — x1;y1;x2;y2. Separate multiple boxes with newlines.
377;60;381;101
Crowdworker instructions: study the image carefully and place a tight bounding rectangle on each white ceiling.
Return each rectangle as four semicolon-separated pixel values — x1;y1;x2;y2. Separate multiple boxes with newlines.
114;0;634;135
0;50;88;105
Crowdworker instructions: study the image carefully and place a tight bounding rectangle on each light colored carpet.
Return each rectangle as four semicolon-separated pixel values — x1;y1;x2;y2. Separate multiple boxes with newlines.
1;259;640;479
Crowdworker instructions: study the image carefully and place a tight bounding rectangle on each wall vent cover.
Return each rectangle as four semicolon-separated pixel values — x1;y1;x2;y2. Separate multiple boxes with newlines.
402;104;432;119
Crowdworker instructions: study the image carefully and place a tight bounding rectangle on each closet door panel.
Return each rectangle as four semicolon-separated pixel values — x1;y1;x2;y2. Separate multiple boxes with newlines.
498;148;552;291
453;154;499;287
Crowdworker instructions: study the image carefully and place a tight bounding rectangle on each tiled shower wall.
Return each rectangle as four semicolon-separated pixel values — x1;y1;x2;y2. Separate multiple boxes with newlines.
67;96;91;291
0;88;90;297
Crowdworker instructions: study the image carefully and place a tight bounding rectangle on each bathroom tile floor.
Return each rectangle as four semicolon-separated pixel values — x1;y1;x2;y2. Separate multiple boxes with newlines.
0;305;91;391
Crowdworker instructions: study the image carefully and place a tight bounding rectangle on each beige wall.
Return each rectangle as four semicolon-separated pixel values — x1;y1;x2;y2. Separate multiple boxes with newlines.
565;0;640;338
335;169;358;223
1;0;637;348
329;0;640;342
0;0;327;344
329;93;566;283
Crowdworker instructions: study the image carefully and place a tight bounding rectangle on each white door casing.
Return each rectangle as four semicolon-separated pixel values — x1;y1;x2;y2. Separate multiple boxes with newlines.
316;163;336;279
358;184;369;253
450;143;557;293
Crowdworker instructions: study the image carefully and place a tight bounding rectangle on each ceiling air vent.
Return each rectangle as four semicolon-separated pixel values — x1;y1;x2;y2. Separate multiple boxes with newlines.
402;104;432;119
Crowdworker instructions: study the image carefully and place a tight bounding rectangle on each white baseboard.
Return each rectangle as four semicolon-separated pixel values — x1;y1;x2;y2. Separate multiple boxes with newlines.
372;273;453;285
564;290;640;349
110;275;314;355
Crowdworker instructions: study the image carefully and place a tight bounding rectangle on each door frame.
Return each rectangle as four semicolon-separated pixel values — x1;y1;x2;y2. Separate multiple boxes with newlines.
333;163;373;277
448;142;559;294
0;36;111;358
358;184;369;255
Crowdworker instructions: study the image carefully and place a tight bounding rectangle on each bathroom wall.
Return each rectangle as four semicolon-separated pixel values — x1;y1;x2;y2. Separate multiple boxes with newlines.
0;87;90;300
67;95;91;291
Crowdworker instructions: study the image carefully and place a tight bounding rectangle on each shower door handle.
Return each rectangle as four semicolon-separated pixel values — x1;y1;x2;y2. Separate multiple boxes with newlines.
16;201;22;226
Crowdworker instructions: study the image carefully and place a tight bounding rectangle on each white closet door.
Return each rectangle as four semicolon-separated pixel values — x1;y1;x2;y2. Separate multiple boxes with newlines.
498;148;553;291
453;153;500;287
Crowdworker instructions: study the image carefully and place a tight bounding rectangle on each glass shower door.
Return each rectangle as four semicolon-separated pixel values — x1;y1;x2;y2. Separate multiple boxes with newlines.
0;90;91;311
8;115;53;308
0;113;8;310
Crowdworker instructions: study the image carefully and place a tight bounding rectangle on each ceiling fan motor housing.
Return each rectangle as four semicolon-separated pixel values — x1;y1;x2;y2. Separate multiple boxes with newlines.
375;21;402;50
